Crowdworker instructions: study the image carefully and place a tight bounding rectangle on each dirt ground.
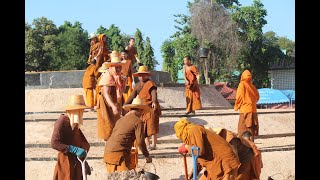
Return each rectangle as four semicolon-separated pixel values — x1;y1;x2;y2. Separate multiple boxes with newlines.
25;87;295;179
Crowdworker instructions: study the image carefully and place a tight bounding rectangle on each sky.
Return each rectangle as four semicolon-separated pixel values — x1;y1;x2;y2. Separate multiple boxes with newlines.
25;0;295;71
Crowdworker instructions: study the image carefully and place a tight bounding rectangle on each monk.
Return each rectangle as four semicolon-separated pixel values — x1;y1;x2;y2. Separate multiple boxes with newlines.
208;127;263;180
92;34;110;71
86;32;98;64
121;50;135;105
51;95;91;180
183;55;202;115
124;66;162;150
234;69;260;142
125;38;141;67
96;55;126;141
174;118;240;180
104;97;152;173
82;60;100;111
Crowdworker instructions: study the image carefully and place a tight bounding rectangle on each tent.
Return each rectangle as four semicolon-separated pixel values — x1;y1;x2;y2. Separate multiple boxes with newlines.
257;88;290;105
280;90;295;101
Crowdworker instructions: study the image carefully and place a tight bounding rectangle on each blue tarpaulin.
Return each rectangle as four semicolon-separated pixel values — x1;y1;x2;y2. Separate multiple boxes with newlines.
257;88;290;105
280;90;295;101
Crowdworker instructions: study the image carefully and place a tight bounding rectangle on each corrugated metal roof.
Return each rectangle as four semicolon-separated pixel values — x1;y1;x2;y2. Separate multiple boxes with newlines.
257;88;290;105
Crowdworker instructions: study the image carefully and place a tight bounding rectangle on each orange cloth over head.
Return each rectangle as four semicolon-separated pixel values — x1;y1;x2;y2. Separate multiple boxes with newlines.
174;118;194;144
234;70;260;113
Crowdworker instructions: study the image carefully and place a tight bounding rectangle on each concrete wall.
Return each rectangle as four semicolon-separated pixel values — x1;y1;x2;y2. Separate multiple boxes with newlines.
25;70;173;89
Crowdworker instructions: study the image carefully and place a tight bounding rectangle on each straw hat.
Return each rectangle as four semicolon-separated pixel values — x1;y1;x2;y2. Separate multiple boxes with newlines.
105;56;125;68
109;50;121;58
122;97;151;111
133;66;151;77
98;62;109;73
65;95;90;110
88;32;98;40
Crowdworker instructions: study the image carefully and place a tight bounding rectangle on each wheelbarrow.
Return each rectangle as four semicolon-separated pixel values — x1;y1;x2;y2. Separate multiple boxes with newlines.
191;146;200;180
77;151;88;180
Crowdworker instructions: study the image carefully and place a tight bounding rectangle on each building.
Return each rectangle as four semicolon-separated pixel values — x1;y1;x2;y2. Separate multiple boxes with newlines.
268;60;295;90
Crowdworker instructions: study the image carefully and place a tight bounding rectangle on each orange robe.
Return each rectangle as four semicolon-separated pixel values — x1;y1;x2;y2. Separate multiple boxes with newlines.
126;46;138;65
213;129;263;180
82;64;99;108
121;59;133;103
184;65;202;112
94;34;110;78
51;115;90;180
186;125;240;179
96;71;121;141
234;70;260;138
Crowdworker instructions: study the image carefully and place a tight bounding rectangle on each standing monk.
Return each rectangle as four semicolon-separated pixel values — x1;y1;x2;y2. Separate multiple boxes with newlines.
104;97;152;173
183;55;202;115
208;127;263;180
51;95;91;180
125;38;141;67
86;32;98;64
96;56;126;141
124;66;162;150
121;50;135;104
174;118;240;180
234;69;260;142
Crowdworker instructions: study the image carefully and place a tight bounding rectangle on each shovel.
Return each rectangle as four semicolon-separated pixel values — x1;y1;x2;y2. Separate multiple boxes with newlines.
182;154;188;180
191;146;200;180
77;151;88;180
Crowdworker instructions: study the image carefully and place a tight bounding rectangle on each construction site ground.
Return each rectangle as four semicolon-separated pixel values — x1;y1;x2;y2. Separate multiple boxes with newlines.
25;108;295;180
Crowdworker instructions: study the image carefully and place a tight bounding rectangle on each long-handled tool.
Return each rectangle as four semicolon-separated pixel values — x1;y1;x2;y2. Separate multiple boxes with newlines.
182;154;188;180
191;146;200;180
77;151;88;180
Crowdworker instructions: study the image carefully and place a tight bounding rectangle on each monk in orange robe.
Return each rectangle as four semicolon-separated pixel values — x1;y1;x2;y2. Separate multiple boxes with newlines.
174;118;240;180
86;32;98;64
124;66;162;151
96;56;126;141
51;95;91;180
125;38;141;67
234;70;260;142
82;63;99;111
121;50;135;105
92;34;110;75
183;55;202;115
208;127;263;180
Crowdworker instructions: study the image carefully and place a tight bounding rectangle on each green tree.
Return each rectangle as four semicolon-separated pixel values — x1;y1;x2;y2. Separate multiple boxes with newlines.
25;17;58;71
105;24;125;52
161;39;176;78
143;37;158;70
231;0;269;87
134;28;145;60
51;21;89;70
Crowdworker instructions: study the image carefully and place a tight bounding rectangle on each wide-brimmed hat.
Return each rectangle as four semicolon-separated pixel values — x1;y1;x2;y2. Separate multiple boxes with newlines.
133;66;151;77
98;62;109;73
106;55;125;68
88;32;98;40
122;97;151;111
65;95;90;110
109;50;121;58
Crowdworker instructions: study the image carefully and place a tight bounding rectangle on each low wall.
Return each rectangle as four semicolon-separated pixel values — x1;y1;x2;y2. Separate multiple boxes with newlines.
25;70;173;89
25;84;232;112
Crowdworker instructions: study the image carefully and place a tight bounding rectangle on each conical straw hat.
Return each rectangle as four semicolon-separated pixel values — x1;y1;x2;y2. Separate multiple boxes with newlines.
65;95;90;110
122;97;151;111
133;66;151;77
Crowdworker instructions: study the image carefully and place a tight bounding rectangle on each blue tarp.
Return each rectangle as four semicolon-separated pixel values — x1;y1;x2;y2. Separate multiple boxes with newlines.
257;88;290;105
280;90;295;101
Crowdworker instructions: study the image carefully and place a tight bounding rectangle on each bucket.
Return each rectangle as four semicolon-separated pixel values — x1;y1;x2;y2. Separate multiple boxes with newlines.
199;47;209;58
129;147;138;169
140;162;159;180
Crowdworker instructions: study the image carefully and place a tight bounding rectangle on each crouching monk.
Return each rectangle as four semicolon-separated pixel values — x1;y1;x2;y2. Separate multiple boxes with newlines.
51;95;91;180
174;118;240;180
104;97;152;173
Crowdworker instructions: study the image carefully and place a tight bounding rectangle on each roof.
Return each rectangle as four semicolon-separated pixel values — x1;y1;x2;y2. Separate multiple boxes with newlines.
257;88;290;105
213;82;237;100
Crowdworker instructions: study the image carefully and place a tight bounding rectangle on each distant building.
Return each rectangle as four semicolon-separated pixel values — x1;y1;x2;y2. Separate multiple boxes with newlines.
268;60;295;90
213;82;237;105
177;69;185;83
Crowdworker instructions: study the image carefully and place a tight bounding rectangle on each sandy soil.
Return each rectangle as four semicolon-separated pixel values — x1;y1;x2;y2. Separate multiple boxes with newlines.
25;110;295;180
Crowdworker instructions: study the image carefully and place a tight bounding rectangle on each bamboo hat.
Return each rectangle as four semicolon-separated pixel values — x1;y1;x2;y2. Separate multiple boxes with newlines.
98;62;109;73
133;66;151;77
106;52;125;68
65;95;90;110
122;97;151;111
88;32;98;40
